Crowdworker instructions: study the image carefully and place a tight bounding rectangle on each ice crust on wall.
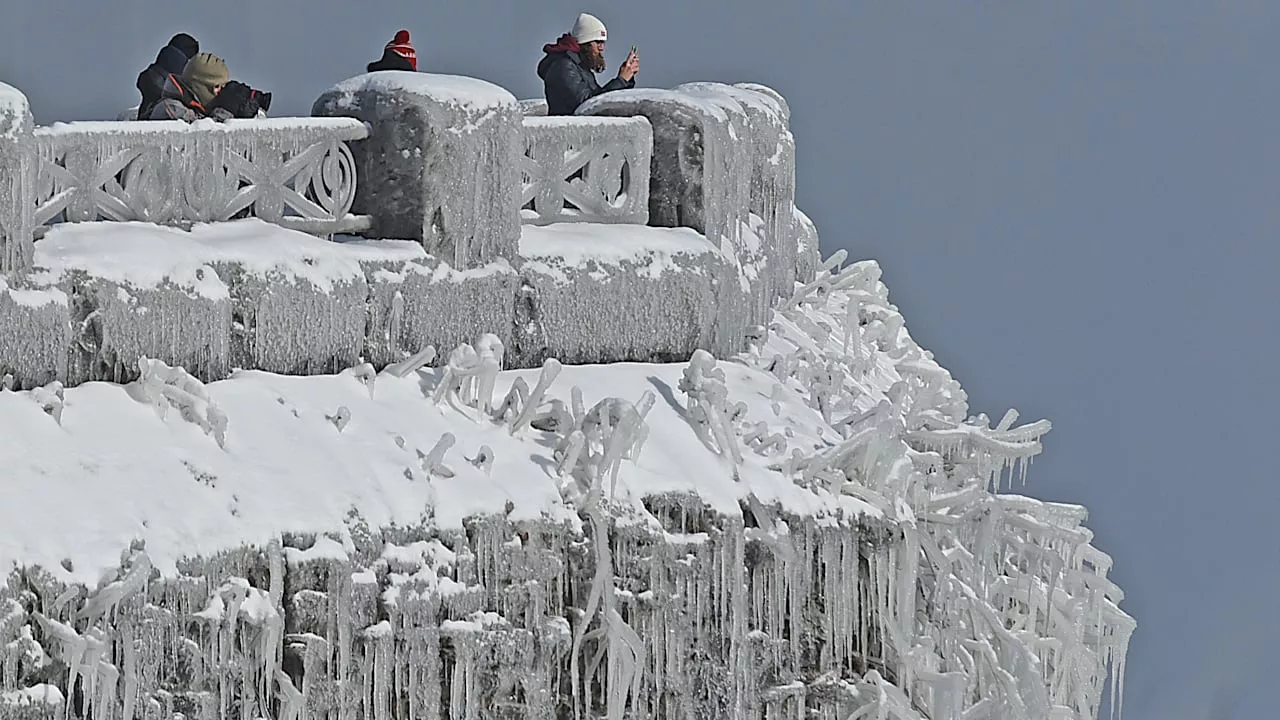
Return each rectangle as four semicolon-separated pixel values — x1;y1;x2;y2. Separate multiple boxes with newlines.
0;250;1132;720
0;82;35;273
5;219;769;388
0;276;68;388
516;224;725;364
312;73;523;268
358;250;519;370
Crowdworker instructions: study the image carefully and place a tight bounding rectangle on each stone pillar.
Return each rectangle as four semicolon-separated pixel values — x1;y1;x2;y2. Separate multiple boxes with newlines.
579;86;794;354
0;82;35;273
313;73;522;268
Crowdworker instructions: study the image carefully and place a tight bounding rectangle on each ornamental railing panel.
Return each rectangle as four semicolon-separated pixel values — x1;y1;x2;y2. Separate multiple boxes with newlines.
519;116;652;226
32;118;370;236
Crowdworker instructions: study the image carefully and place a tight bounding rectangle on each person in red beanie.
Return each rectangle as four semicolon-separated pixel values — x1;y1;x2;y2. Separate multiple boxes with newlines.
367;30;418;72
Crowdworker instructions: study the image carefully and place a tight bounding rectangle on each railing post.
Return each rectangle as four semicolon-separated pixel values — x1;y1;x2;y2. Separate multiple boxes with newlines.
313;74;523;268
0;82;35;273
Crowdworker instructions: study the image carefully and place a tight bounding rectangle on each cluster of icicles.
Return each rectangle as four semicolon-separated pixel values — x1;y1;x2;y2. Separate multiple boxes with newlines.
0;251;1132;720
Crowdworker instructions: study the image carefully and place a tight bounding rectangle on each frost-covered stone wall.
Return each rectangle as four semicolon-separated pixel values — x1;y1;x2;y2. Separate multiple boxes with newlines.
0;76;817;387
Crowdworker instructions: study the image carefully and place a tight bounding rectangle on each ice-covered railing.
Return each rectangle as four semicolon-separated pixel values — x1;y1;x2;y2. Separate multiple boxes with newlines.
519;116;652;225
30;119;369;236
0;84;370;258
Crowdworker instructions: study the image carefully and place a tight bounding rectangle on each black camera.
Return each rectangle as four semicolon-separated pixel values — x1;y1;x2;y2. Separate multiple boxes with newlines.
213;81;272;118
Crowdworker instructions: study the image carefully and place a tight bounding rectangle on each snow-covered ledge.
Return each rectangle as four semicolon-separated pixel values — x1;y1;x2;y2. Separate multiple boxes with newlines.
0;82;35;273
520;116;652;226
30;118;369;236
313;72;523;268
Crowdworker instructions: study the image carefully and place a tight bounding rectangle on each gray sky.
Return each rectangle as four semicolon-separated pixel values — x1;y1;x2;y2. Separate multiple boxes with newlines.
3;2;1276;718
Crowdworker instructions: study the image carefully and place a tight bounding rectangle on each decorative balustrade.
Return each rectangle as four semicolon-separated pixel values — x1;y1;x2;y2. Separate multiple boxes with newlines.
30;118;369;237
519;116;652;226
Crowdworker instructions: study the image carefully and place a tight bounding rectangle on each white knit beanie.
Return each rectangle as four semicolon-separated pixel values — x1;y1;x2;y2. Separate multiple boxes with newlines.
572;13;608;44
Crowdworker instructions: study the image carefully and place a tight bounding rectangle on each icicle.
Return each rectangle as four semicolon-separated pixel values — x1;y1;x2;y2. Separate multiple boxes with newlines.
383;344;437;378
509;358;562;433
419;433;456;478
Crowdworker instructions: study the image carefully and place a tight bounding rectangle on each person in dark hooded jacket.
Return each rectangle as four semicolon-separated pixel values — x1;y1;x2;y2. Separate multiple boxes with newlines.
537;13;638;116
136;33;199;120
367;30;418;72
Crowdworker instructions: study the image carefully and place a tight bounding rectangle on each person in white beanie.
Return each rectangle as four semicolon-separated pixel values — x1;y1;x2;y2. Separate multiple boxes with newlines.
537;12;639;115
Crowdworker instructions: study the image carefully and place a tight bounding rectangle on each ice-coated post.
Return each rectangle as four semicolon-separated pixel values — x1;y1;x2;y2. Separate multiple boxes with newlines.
312;73;523;268
0;82;35;273
679;82;799;304
578;88;762;352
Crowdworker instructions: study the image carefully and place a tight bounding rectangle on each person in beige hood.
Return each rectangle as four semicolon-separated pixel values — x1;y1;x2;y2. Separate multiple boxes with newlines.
147;52;234;122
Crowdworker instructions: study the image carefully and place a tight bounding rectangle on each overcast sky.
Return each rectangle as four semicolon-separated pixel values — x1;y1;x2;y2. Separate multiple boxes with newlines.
3;2;1277;718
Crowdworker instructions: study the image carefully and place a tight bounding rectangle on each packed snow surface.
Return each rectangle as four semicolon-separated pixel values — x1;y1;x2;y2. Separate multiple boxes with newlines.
33;220;423;296
0;360;864;585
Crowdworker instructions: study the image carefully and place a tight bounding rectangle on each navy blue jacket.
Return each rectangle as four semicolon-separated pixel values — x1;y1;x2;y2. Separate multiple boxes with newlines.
537;35;633;116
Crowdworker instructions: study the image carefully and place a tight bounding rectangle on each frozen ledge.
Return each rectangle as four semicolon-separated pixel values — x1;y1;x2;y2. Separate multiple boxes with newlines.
0;219;747;386
324;71;518;111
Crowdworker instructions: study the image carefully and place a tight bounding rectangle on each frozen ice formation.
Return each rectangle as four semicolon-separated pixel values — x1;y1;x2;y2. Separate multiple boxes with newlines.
0;74;1130;717
313;72;523;267
0;255;1132;719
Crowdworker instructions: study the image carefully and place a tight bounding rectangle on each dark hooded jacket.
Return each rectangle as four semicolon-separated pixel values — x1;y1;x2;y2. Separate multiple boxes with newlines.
147;74;233;123
367;48;416;73
536;34;633;116
136;44;194;120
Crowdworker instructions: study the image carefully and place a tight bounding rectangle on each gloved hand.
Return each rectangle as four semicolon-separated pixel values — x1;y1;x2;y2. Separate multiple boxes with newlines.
211;81;260;119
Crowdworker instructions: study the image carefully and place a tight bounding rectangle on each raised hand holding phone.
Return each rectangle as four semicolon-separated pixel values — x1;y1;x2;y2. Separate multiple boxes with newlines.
619;46;640;82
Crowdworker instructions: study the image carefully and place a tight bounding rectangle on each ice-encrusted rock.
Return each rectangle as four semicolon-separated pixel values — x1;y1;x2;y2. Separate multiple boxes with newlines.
313;73;523;267
0;276;68;389
0;82;35;273
359;251;519;368
0;254;1132;719
515;225;724;366
520;116;652;226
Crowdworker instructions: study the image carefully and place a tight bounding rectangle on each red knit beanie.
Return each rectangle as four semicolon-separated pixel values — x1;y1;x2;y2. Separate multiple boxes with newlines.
385;30;417;70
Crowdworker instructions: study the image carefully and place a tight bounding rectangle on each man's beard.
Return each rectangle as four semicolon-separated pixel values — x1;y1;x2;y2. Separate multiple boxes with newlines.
582;50;607;73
